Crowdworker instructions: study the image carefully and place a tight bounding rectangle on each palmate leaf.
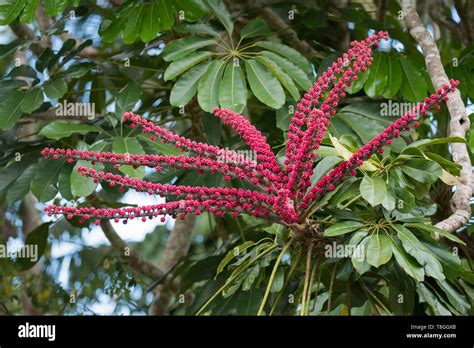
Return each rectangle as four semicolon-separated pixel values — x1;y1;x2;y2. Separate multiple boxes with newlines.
164;51;212;81
255;41;312;74
256;56;300;100
198;60;226;112
170;62;211;106
162;37;216;62
219;62;247;113
245;59;285;109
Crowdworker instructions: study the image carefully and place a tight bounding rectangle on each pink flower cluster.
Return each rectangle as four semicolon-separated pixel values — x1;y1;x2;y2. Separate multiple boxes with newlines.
41;31;459;228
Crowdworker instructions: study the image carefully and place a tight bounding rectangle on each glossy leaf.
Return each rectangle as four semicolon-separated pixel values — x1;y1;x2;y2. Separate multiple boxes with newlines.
360;175;386;207
256;41;312;74
39;122;102;140
170;62;210;106
164;51;212;81
256;56;300;100
197;60;226;112
162;38;215;62
204;0;233;35
245;59;285;109
324;220;363;237
365;234;393;268
219;62;247;113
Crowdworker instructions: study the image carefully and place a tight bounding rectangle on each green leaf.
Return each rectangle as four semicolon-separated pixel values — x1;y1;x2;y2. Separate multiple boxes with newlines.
58;164;73;201
393;224;445;280
101;6;134;43
0;0;25;25
271;267;285;293
216;241;256;277
241;17;271;38
324;221;363;237
245;59;285;109
5;163;38;205
364;53;388;98
405;136;465;150
91;78;106;114
116;83;140;119
170;62;210;107
16;222;51;271
44;79;67;99
365;234;393;268
381;186;396;211
70;160;104;197
164;51;212;81
156;0;174;29
7;65;36;79
310;156;341;184
197;60;226;112
360;175;386;207
400;159;442;184
260;51;312;91
400;58;427;102
256;56;300;100
405;223;466;245
112;137;146;179
437;280;470;314
0;90;24;129
174;23;220;36
31;159;64;202
219;62;247;113
122;5;143;44
137;134;182;156
351;235;371;275
162;37;215;62
382;56;402;99
204;0;233;35
43;0;67;16
256;41;312;74
346;69;369;94
416;283;451;315
276;104;292;131
139;3;160;42
19;0;38;23
39;122;102;140
389;237;424;281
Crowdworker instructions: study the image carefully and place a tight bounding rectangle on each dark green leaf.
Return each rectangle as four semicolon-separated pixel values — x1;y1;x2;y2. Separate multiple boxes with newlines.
245;59;285;109
219;62;247;113
39;122;102;140
198;60;226;112
204;0;233;35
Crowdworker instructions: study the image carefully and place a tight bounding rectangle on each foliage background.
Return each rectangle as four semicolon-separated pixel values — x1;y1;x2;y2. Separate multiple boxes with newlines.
0;0;473;315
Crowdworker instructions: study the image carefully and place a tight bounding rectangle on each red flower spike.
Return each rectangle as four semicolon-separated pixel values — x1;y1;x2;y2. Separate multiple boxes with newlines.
41;32;457;230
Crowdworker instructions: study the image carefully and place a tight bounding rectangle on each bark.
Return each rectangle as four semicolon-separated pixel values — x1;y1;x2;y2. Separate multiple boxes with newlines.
403;0;472;233
20;194;43;315
148;215;196;315
100;220;164;280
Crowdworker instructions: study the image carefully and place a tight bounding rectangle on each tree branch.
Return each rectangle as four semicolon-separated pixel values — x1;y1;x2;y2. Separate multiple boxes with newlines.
148;215;196;315
403;0;472;234
258;6;324;60
100;220;164;280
